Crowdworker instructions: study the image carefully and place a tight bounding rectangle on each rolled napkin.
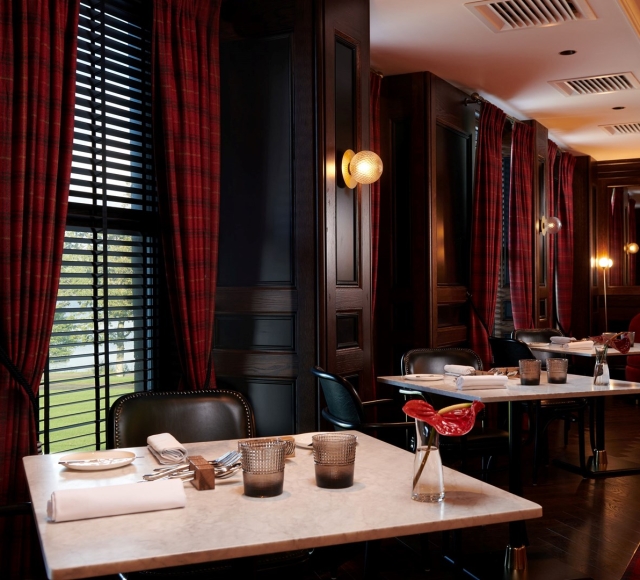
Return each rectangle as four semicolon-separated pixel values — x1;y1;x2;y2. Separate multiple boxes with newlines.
47;479;186;523
147;432;188;465
550;336;575;345
444;364;476;376
563;340;594;350
455;375;509;390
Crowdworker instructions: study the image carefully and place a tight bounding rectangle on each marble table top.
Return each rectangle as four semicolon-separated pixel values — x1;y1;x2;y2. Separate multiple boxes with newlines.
528;343;640;357
379;373;640;403
24;433;541;579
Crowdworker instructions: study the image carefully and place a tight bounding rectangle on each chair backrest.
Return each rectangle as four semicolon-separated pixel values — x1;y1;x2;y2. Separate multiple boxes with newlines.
488;337;535;367
400;348;483;375
512;328;563;343
512;328;563;369
107;389;256;449
310;366;365;428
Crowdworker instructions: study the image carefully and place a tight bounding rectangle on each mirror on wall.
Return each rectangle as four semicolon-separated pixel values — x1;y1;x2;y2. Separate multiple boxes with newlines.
607;186;639;286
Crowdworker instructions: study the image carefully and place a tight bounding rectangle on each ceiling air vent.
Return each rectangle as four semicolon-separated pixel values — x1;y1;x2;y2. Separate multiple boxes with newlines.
601;123;640;135
465;0;596;32
550;72;640;96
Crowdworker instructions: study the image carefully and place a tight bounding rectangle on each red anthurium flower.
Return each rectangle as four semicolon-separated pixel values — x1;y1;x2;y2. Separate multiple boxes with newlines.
402;400;484;437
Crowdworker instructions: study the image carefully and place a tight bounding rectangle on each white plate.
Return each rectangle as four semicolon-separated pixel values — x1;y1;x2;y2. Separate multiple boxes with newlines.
59;450;136;471
404;374;443;381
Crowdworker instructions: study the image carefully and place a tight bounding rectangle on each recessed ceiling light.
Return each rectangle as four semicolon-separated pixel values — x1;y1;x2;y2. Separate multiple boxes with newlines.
613;106;626;110
559;50;577;55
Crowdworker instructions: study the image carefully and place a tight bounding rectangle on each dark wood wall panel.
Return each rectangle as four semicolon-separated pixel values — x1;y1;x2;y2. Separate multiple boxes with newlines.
336;312;360;349
218;377;295;436
219;35;293;287
215;315;295;351
216;0;317;434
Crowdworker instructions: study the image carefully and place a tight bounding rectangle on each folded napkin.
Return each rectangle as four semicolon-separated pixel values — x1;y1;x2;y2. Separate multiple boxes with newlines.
147;432;188;465
563;340;594;350
550;336;575;345
47;479;186;523
455;375;509;390
444;364;476;377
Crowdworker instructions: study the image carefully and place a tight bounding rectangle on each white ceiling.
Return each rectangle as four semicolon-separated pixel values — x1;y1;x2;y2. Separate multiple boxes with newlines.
370;0;640;161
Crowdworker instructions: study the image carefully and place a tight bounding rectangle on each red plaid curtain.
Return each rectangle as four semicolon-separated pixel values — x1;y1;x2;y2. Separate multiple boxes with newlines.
609;188;625;286
546;140;559;325
556;152;576;334
0;0;79;575
508;123;536;330
152;0;222;391
630;199;637;284
469;103;506;368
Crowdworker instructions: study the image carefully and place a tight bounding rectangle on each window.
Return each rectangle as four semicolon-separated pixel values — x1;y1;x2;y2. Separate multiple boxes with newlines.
39;0;158;454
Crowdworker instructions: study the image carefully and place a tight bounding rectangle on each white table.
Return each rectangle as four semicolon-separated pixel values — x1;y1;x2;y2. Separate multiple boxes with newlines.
24;433;542;580
379;373;640;570
528;343;640;357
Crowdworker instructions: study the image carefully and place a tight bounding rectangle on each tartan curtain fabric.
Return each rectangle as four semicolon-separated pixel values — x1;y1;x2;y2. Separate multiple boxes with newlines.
630;199;637;284
546;140;559;325
609;188;625;286
556;152;576;334
152;0;222;391
0;0;79;575
468;103;506;368
508;123;536;330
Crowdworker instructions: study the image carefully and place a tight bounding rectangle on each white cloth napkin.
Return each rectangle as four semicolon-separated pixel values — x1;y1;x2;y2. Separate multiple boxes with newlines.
455;375;509;390
47;479;186;523
563;340;594;350
147;432;188;465
444;364;476;376
550;336;575;344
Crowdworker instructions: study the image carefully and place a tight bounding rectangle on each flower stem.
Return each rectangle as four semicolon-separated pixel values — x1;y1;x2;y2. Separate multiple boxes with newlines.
413;426;436;490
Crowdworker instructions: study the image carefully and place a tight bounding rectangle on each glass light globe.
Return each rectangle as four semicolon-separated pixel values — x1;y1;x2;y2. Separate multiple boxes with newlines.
546;216;562;233
349;151;383;185
626;242;639;254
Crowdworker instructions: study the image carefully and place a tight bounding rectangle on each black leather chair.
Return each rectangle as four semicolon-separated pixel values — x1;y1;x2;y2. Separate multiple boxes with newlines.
488;336;588;484
108;389;311;579
310;366;414;436
512;327;565;370
108;389;255;448
400;348;509;480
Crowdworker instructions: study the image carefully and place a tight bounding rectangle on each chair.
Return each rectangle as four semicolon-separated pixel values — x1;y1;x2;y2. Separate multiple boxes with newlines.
310;366;414;436
512;328;564;370
108;389;311;579
400;348;509;480
488;336;588;484
625;313;640;382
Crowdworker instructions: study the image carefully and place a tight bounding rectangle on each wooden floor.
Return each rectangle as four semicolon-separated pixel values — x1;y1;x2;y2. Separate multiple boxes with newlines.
296;395;640;580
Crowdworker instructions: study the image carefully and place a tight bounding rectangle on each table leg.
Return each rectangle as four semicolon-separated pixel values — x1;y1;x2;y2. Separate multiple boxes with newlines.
506;401;528;570
553;395;640;478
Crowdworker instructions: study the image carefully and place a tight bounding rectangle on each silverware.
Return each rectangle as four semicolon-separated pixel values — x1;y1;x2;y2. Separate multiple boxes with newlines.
142;463;190;481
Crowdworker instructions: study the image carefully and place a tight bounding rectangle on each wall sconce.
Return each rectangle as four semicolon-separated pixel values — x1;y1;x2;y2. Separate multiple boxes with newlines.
626;242;639;254
341;150;383;189
598;257;613;331
539;215;562;235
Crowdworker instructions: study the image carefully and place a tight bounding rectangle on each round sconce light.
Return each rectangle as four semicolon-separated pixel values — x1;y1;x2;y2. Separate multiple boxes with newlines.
626;242;639;254
341;149;383;189
540;215;562;235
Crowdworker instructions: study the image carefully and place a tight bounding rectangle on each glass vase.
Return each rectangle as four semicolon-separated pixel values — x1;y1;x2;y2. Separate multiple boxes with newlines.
412;420;445;502
593;344;610;386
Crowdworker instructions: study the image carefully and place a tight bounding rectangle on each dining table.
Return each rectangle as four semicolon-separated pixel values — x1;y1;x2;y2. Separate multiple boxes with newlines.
527;342;640;357
24;431;542;580
378;372;640;575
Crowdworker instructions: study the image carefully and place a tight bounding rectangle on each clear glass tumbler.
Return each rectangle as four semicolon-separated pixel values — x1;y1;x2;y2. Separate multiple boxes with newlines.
593;344;610;386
